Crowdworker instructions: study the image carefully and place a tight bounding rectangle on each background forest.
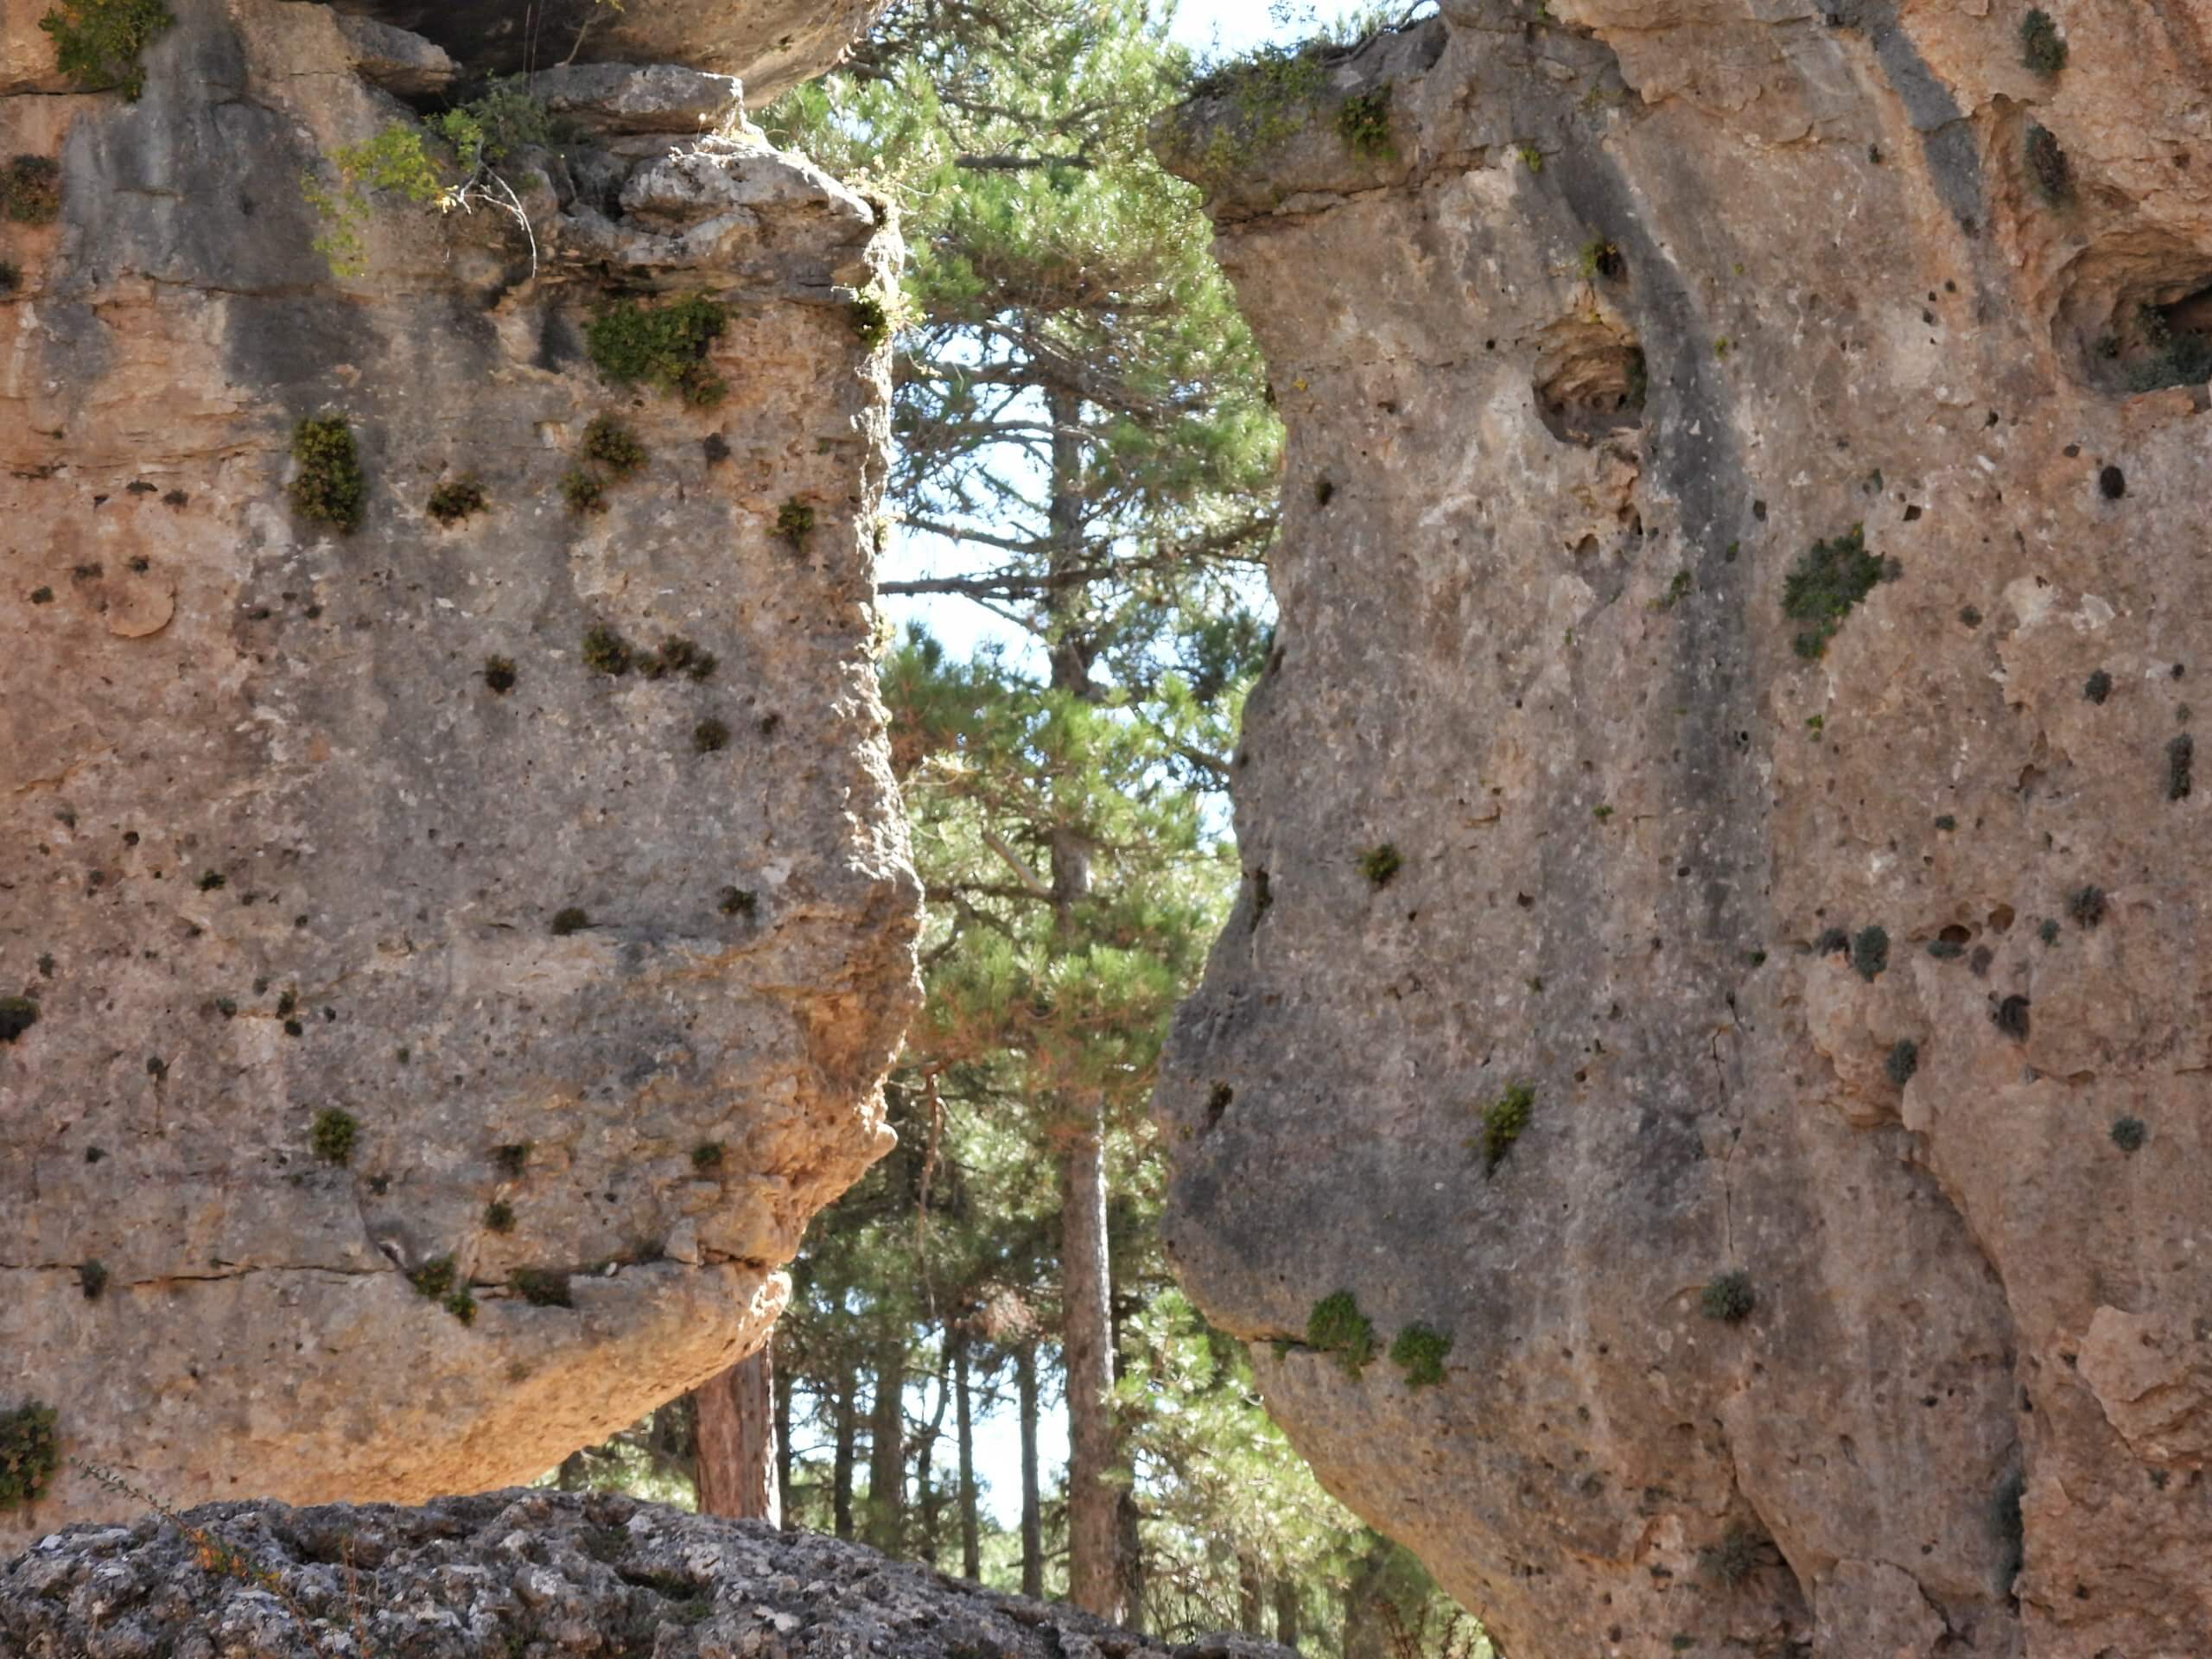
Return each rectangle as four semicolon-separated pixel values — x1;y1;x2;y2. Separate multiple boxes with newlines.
557;3;1478;1656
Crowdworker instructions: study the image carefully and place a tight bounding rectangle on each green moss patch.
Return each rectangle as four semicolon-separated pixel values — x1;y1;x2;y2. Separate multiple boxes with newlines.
1306;1290;1376;1376
1783;524;1888;659
1357;843;1402;887
309;1107;358;1166
1389;1323;1452;1389
1479;1080;1533;1176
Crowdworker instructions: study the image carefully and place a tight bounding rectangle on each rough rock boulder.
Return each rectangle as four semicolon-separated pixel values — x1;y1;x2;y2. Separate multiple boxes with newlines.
1154;3;2212;1656
1;0;917;1550
0;1487;1294;1659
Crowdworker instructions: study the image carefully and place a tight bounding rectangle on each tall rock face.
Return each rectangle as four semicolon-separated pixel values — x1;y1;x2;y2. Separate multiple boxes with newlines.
0;0;917;1551
1155;4;2211;1656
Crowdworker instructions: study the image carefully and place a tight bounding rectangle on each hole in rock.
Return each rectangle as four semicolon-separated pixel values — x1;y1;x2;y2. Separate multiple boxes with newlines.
1530;316;1646;445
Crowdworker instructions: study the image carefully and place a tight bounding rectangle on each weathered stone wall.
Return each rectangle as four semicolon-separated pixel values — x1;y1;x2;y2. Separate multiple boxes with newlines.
1155;4;2212;1656
1;0;917;1550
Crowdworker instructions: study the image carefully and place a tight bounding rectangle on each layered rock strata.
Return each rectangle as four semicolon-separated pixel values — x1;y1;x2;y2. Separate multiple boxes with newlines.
1155;4;2212;1656
1;0;916;1549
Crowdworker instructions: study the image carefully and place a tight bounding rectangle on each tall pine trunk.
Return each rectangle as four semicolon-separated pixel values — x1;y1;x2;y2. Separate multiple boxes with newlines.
692;1347;777;1521
864;1334;906;1554
1274;1580;1301;1651
956;1333;980;1581
1017;1340;1043;1599
1043;378;1124;1624
832;1353;858;1541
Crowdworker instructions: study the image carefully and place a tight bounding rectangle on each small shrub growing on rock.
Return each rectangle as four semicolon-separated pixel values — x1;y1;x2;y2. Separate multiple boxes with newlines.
3;155;61;224
1783;524;1884;659
1812;925;1850;956
1335;89;1394;160
581;626;632;676
718;886;757;918
1852;925;1889;982
2084;669;2112;703
1700;1271;1755;1323
1357;843;1402;887
2018;8;2066;77
443;1288;476;1325
2167;733;2193;800
0;1400;59;1508
582;415;646;478
586;295;728;406
1480;1081;1534;1175
849;292;891;350
38;0;173;99
550;906;589;937
690;1142;724;1171
561;467;607;516
407;1256;456;1300
0;996;41;1043
1389;1323;1452;1389
1306;1290;1376;1376
78;1260;107;1300
639;636;715;682
2024;123;2070;205
1885;1039;1919;1086
1700;1527;1763;1586
309;1107;358;1166
482;655;518;695
2110;1116;2146;1151
495;1142;531;1177
289;416;365;534
2038;918;2061;945
776;499;816;543
513;1267;572;1307
1993;994;2031;1041
0;260;20;296
1927;938;1966;960
426;476;487;524
2066;885;2106;926
484;1201;515;1233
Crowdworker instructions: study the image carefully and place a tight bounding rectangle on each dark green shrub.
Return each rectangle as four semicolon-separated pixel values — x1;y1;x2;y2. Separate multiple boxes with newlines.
407;1255;456;1299
0;1400;59;1508
582;415;646;477
690;1141;724;1171
1389;1323;1452;1389
1852;925;1889;982
2018;8;2066;77
693;718;730;753
309;1107;358;1166
495;1142;531;1177
443;1288;476;1325
1782;524;1884;658
482;655;518;694
3;155;61;224
2110;1116;2146;1151
1991;1469;2025;1588
38;0;173;98
561;467;607;516
2167;734;2193;800
2038;918;2061;945
1935;814;1958;831
514;1267;572;1307
2024;124;2070;205
0;260;19;296
0;997;41;1043
1306;1290;1376;1376
1357;843;1402;887
2084;669;2112;703
585;295;728;405
289;416;365;533
1700;1526;1763;1586
78;1260;107;1300
1480;1081;1534;1175
1335;88;1394;160
550;906;588;936
1700;1271;1755;1323
485;1201;516;1233
426;476;487;524
2066;885;2106;926
849;292;891;350
1993;994;2031;1041
776;499;816;542
639;635;716;682
718;886;757;918
581;626;632;675
1812;925;1849;956
1885;1039;1919;1085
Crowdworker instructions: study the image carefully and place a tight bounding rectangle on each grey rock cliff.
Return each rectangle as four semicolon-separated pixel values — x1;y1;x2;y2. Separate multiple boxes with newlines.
1155;3;2212;1656
1;0;917;1550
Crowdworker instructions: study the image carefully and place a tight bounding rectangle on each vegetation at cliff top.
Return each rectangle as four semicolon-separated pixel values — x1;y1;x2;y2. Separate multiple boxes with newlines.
39;0;172;99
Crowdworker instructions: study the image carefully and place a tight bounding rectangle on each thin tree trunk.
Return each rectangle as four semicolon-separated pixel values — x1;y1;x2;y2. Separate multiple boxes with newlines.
1043;377;1123;1623
773;1342;794;1529
956;1334;980;1581
913;1338;950;1565
832;1353;859;1542
1238;1556;1264;1635
1340;1535;1396;1659
864;1333;906;1554
1017;1340;1043;1599
1117;1485;1146;1634
693;1347;778;1521
1274;1580;1301;1651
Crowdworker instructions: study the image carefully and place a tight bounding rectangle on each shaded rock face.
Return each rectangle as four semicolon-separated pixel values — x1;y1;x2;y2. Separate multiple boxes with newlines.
1155;4;2212;1656
1;0;916;1552
0;1488;1294;1659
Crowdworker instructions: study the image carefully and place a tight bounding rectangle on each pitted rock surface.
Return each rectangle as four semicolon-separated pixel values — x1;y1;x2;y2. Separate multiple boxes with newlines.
1;0;916;1549
1154;3;2212;1656
0;1489;1295;1659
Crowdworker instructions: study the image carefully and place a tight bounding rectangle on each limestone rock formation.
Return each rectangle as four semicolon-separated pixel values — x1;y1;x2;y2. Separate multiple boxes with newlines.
1;0;917;1552
1154;4;2212;1656
0;1487;1293;1658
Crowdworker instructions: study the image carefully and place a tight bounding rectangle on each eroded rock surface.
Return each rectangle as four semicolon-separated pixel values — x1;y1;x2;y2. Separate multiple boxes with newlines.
1155;4;2212;1656
1;0;916;1551
0;1488;1291;1659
